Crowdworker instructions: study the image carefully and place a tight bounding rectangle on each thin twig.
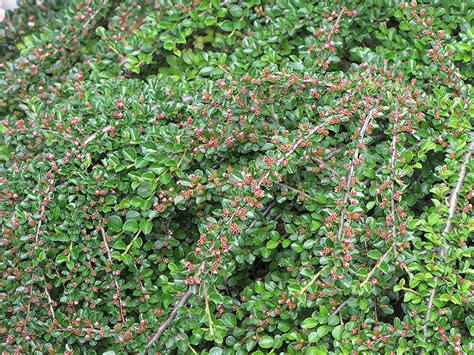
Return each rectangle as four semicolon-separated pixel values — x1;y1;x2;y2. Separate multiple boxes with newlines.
326;7;347;43
359;244;394;287
35;206;44;244
82;5;104;32
441;143;474;240
336;104;378;242
298;266;328;296
327;147;343;158
99;227;127;324
44;285;56;319
277;182;319;203
389;116;400;261
374;298;379;323
312;157;340;177
202;282;214;337
421;140;473;351
84;125;113;145
332;298;349;317
247;199;277;230
145;289;193;352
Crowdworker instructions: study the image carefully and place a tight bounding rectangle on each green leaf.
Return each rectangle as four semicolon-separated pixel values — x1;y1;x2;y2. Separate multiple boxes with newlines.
266;239;279;249
37;250;46;261
368;250;382;259
399;21;410;31
428;213;440;226
327;314;340;326
164;41;175;51
209;348;223;355
56;254;67;264
308;331;319;342
314;193;328;203
133;237;143;248
230;5;243;17
200;66;213;75
108;215;123;232
359;299;368;310
113;241;127;250
159;173;172;185
366;201;376;210
221;313;237;327
278;322;291;332
258;335;273;349
122;254;132;265
402;150;414;163
306;347;328;355
139;219;153;235
317;325;330;338
70;247;79;260
301;318;318;329
310;220;322;231
220;20;234;32
122;148;137;162
379;262;389;274
332;325;343;340
138;181;156;198
123;220;139;233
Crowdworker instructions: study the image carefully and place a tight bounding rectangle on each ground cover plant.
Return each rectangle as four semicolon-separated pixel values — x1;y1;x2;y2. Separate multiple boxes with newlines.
0;0;473;354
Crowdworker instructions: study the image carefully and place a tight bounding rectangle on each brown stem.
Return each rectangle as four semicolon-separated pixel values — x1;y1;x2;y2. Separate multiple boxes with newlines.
202;282;214;337
44;286;56;320
421;140;473;351
336;104;379;242
326;7;347;43
312;157;340;177
374;298;379;323
389;133;398;241
360;244;394;287
247;199;277;230
332;298;349;317
84;125;113;145
145;289;193;352
298;266;328;295
35;205;45;244
99;227;127;324
277;182;319;203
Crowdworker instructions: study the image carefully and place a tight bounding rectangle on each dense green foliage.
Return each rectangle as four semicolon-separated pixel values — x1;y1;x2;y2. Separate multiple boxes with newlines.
0;0;473;354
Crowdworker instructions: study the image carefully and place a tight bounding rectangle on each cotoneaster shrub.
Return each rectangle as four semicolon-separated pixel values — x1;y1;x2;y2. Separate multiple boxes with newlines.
0;1;473;354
